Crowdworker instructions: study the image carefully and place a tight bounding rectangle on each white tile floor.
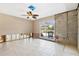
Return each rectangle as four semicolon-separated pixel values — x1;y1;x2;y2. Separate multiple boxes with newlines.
0;38;79;56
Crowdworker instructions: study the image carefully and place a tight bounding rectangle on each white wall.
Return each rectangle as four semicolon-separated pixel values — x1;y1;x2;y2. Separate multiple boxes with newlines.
0;13;33;35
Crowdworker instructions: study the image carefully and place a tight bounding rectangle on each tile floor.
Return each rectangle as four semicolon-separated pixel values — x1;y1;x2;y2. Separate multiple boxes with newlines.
0;38;79;56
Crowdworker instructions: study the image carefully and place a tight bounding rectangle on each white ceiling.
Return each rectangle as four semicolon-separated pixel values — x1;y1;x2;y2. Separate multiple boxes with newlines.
0;3;78;19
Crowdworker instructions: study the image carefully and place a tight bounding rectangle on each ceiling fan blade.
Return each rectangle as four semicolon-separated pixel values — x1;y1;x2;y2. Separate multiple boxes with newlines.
27;11;33;16
32;16;37;19
33;14;39;16
27;16;29;19
29;11;32;15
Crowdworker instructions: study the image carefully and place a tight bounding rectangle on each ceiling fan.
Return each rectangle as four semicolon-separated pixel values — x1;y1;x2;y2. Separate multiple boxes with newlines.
21;11;39;20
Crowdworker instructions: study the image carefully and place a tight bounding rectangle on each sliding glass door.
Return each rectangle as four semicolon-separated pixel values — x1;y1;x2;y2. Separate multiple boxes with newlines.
39;19;55;41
